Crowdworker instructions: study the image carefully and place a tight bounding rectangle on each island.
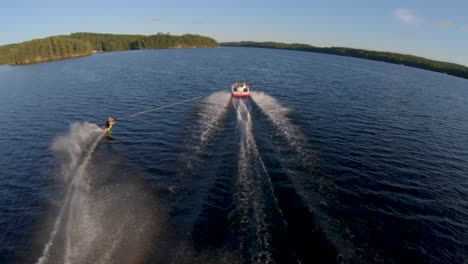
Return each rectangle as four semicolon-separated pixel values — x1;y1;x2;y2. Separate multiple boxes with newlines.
222;41;468;80
0;32;218;65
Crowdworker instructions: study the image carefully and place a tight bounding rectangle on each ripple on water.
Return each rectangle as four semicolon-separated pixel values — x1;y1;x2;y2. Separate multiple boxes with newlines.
1;48;468;263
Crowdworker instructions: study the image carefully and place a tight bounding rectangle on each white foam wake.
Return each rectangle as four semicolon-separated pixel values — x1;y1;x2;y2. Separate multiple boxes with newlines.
37;122;162;264
37;122;104;264
180;91;231;172
250;91;315;164
250;92;347;256
199;91;232;145
233;99;286;263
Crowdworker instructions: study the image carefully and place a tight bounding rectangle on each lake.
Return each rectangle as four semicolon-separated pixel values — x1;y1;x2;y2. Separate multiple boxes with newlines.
0;47;467;263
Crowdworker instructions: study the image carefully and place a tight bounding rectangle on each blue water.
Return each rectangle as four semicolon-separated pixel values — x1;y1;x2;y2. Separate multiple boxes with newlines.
0;47;467;263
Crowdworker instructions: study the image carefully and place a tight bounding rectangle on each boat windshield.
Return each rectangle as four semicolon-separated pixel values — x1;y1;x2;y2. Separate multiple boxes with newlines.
232;82;248;92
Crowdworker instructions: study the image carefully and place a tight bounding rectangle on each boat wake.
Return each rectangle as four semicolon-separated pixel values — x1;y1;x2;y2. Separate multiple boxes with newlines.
178;93;343;263
250;91;350;260
250;91;335;203
36;122;165;264
198;91;232;151
250;91;312;161
231;99;282;263
176;91;231;180
166;91;233;254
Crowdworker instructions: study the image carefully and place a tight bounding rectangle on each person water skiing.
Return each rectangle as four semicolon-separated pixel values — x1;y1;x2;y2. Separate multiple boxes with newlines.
104;116;116;140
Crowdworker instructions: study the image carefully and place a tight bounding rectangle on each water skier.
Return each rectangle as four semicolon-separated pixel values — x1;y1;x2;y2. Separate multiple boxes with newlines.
104;116;116;140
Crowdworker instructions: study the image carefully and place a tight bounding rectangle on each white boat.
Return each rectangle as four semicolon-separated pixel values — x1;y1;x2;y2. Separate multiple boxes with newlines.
231;82;250;98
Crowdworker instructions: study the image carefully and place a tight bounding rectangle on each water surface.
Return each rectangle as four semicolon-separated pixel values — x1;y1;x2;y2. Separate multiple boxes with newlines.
0;47;467;263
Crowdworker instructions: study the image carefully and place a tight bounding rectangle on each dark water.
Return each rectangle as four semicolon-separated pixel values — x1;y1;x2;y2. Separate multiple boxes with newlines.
0;47;467;263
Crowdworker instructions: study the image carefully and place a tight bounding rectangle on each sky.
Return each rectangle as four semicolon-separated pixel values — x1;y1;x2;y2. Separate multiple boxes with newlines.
1;0;467;65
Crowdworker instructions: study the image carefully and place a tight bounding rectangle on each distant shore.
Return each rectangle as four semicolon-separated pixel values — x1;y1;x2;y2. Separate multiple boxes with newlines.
0;32;218;66
2;33;467;80
222;41;468;80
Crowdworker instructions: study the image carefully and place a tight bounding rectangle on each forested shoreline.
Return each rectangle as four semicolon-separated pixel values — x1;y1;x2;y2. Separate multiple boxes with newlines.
222;41;468;80
0;33;218;65
2;34;467;81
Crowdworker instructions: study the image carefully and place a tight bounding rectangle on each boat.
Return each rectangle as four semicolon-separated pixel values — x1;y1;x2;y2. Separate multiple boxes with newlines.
231;82;250;98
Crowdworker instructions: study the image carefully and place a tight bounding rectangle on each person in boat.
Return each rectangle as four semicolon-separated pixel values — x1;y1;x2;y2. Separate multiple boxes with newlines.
104;116;116;140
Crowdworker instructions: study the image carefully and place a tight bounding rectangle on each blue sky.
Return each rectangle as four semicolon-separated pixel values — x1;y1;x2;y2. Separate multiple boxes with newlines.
1;0;467;65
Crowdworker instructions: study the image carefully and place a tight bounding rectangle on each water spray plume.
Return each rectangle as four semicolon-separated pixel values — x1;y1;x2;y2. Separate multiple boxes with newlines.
36;122;163;264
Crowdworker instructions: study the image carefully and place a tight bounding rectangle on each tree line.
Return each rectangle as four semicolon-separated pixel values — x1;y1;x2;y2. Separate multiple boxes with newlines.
6;37;93;65
0;33;218;65
222;41;468;80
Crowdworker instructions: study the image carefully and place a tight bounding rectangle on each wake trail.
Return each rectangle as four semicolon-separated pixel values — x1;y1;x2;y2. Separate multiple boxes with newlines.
250;91;312;163
233;99;286;263
250;91;323;194
37;122;104;264
177;91;231;176
198;91;232;146
37;122;163;264
169;91;232;237
250;91;351;260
